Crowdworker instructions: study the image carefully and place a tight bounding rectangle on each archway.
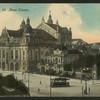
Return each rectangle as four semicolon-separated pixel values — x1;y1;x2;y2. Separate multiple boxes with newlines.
55;58;58;64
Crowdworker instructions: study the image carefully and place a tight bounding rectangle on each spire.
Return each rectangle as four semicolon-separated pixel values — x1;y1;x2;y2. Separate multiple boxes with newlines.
27;17;30;25
56;20;59;25
20;20;25;29
22;20;25;24
47;11;53;24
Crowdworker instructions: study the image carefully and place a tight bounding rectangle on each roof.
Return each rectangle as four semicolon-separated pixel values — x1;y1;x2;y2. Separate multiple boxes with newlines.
68;49;82;54
7;29;23;37
54;44;67;51
32;29;57;41
46;23;69;32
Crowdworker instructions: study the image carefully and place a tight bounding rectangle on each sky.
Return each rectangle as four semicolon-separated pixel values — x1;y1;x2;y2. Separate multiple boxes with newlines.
0;3;100;43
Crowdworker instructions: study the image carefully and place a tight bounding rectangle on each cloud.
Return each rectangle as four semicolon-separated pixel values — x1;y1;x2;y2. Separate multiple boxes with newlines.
0;10;23;35
46;4;100;43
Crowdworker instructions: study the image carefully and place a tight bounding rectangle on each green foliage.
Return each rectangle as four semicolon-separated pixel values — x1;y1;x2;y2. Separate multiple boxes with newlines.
0;74;30;96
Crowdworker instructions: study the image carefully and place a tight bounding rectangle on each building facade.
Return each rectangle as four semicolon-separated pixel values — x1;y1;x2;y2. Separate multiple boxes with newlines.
0;12;73;72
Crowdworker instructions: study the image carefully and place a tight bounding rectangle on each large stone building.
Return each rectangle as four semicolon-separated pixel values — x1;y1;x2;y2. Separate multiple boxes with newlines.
0;12;74;73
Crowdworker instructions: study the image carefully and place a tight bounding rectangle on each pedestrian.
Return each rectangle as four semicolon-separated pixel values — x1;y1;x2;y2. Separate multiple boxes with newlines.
88;87;90;93
40;81;41;85
82;86;83;96
38;88;40;94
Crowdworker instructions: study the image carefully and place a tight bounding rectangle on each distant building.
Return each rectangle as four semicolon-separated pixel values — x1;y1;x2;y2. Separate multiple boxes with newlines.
72;39;93;55
89;43;100;54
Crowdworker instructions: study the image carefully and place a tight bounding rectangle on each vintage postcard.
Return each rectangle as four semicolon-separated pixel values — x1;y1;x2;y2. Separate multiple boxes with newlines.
0;3;100;97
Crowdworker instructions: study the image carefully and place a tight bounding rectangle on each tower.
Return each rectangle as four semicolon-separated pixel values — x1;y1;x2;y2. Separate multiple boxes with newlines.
24;17;32;33
47;11;53;24
20;20;25;29
27;17;30;25
56;20;59;25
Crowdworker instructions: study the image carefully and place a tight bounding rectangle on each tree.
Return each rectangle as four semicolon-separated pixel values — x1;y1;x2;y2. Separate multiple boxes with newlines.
86;55;94;68
64;64;72;71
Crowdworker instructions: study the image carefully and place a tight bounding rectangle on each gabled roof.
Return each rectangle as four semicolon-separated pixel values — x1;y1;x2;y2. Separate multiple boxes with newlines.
32;29;57;41
46;23;69;32
7;29;23;37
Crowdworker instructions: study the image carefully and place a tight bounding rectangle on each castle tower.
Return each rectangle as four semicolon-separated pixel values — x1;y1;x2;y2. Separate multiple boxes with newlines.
20;20;25;29
47;11;53;24
27;17;30;25
24;17;32;33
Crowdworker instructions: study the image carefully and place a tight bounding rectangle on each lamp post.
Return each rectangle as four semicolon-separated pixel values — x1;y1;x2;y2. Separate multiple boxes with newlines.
50;72;51;97
80;67;83;83
93;73;95;84
84;78;87;94
28;71;30;92
83;68;89;95
49;65;52;97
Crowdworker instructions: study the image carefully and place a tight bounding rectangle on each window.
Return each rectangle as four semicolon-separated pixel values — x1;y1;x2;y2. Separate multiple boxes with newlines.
0;50;1;58
15;50;18;59
11;50;13;59
2;50;5;58
15;63;19;70
10;63;14;70
2;62;5;70
23;51;25;60
59;59;61;63
0;62;1;68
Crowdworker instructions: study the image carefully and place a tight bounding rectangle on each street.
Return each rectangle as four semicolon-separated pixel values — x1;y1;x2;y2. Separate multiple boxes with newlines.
1;70;100;97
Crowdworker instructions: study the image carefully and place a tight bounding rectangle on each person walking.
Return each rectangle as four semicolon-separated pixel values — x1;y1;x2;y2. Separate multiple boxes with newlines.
82;86;84;96
38;88;40;94
88;87;90;93
40;81;41;85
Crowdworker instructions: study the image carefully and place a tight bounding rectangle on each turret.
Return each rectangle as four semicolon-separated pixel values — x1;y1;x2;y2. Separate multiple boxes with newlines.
47;11;53;24
24;17;32;33
27;17;30;25
42;16;45;23
56;20;59;25
20;20;25;29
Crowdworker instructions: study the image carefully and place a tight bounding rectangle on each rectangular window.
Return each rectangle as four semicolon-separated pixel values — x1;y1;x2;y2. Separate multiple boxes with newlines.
0;50;1;59
15;50;18;59
2;50;5;58
23;51;25;60
0;62;1;68
11;50;13;59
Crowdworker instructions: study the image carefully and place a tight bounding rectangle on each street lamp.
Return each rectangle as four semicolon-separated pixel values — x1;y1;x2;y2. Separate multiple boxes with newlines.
50;71;51;97
83;68;89;95
49;65;52;97
28;71;30;92
80;67;83;83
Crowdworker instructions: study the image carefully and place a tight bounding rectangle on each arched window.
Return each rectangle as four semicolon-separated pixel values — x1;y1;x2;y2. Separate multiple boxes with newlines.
55;58;58;64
